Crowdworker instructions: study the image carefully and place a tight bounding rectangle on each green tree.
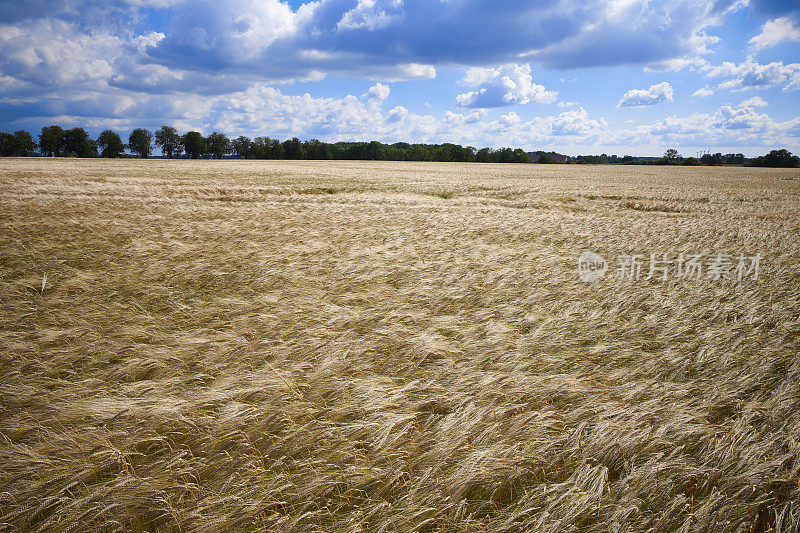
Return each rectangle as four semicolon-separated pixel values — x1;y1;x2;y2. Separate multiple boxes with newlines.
302;139;331;160
231;136;252;159
746;149;800;168
512;148;531;163
128;129;153;158
251;137;270;159
0;131;35;156
205;132;231;159
664;148;680;161
268;138;284;159
63;128;97;157
12;130;36;156
282;137;305;159
97;130;125;158
475;147;492;163
154;126;183;158
182;131;206;159
0;133;16;156
39;125;66;157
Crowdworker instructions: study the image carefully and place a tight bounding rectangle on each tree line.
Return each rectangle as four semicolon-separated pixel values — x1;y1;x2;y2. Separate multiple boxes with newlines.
0;125;531;163
1;125;798;167
570;149;798;167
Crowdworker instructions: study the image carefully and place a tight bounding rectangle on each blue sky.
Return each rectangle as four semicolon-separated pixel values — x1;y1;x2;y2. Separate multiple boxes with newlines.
1;0;799;156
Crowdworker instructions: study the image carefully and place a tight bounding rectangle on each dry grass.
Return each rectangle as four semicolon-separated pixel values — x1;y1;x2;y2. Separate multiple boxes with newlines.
1;158;799;532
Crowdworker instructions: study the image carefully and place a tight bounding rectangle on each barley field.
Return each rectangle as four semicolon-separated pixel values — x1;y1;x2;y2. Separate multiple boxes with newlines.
1;158;799;532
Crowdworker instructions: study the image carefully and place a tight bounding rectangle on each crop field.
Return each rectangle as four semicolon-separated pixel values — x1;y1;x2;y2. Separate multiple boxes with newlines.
1;158;799;532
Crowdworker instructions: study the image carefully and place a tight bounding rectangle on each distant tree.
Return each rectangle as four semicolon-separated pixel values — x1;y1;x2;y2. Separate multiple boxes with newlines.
63;128;97;157
154;126;182;159
12;130;36;156
723;153;745;164
205;132;231;159
231;136;252;159
664;148;680;161
475;147;492;163
700;153;723;165
0;130;35;156
746;149;800;168
182;131;205;159
268;138;284;159
97;130;125;158
537;153;554;164
251;137;271;159
128;129;153;158
282;137;305;159
682;157;701;166
303;139;331;160
0;133;16;156
39;125;66;157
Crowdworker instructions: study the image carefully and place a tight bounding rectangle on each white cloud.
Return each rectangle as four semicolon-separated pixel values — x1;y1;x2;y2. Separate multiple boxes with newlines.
618;82;674;107
336;0;403;32
557;101;579;108
739;96;768;107
364;82;390;100
645;56;709;72
749;16;800;50
455;63;557;108
693;86;715;97
0;19;120;87
707;58;800;91
636;102;799;148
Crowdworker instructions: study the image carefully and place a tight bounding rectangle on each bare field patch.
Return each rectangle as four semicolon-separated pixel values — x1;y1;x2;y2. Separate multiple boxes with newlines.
1;158;799;532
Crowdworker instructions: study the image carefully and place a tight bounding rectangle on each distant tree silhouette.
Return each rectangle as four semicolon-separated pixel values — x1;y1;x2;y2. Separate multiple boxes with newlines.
63;128;97;157
0;130;36;156
154;126;183;159
746;149;799;168
282;137;304;159
128;129;153;158
302;139;331;160
39;125;66;157
13;130;36;156
205;132;231;159
97;130;125;158
231;136;252;159
182;131;205;159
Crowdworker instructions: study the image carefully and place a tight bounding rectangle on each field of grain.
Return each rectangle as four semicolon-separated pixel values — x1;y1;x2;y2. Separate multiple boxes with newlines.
1;158;799;532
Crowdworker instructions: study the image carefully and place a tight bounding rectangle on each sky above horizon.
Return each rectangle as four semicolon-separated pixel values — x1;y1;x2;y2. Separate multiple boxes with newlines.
1;0;799;156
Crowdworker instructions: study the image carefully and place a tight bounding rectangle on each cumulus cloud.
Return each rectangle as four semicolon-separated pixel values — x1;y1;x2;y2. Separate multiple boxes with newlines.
693;86;715;97
618;82;674;107
645;56;709;73
0;19;120;88
336;0;403;32
739;96;768;107
749;16;800;50
618;100;800;150
364;82;390;100
707;58;800;91
455;64;556;108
